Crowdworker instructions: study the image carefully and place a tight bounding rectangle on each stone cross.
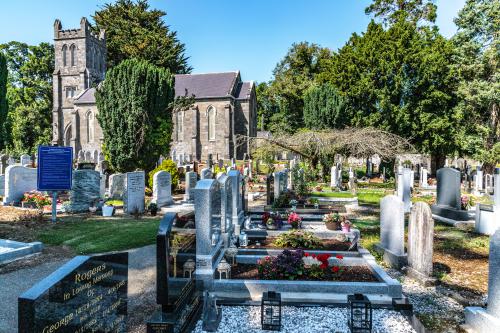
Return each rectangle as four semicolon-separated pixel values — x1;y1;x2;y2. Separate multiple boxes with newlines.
152;171;173;207
184;171;197;202
465;228;500;332
123;171;145;214
407;202;435;285
377;195;406;268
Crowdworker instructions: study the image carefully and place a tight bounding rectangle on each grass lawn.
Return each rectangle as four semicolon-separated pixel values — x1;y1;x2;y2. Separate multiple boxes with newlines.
37;216;161;255
310;191;355;198
311;188;390;206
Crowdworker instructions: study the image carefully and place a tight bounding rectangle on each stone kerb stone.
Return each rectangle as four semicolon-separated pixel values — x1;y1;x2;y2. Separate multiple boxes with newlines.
2;165;37;205
69;169;100;212
376;195;407;268
152;171;173;207
194;179;224;289
109;173;125;200
228;170;244;235
464;228;500;332
123;171;145;214
407;202;435;285
218;174;233;247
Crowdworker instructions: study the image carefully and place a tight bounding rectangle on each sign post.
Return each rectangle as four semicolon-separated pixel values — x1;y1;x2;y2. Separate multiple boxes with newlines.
37;146;73;223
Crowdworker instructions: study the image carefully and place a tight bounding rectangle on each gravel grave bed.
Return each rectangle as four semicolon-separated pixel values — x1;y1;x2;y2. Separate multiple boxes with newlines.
193;306;416;333
231;263;378;282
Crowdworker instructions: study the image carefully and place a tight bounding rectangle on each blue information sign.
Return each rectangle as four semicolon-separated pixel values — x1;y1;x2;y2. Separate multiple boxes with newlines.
37;145;73;191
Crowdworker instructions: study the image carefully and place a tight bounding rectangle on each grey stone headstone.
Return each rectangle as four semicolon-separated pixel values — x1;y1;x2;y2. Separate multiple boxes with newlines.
201;167;213;180
123;171;145;214
396;166;404;199
380;195;405;255
331;166;338;188
100;174;106;199
7;157;16;166
152;171;173;207
436;167;461;210
273;171;281;201
109;173;125;200
2;165;37;205
69;170;100;212
0;174;5;196
494;168;500;210
20;154;31;167
228;170;244;234
407;202;435;284
475;167;484;192
218;174;233;245
403;168;412;212
421;168;428;187
185;171;198;201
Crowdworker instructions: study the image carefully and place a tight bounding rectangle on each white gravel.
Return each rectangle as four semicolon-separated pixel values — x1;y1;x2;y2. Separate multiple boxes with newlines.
193;306;416;333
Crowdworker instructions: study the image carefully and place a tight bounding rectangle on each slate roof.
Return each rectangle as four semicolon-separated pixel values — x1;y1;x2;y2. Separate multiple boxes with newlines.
73;87;96;104
235;81;253;100
174;72;240;99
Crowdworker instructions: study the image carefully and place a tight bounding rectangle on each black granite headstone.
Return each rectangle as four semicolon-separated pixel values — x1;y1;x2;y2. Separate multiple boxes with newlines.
18;252;128;333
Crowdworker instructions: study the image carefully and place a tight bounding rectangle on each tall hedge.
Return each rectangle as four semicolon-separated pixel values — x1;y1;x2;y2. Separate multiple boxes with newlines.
96;58;174;172
303;83;348;130
0;53;7;151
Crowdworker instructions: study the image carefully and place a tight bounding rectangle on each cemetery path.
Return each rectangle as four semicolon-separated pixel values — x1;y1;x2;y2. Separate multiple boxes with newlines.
0;244;157;333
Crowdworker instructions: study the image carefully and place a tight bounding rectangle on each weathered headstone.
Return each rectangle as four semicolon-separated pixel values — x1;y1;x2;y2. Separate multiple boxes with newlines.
2;165;37;205
407;202;435;285
475;168;500;235
403;168;412;212
68;169;100;212
18;252;128;333
109;173;126;200
0;174;4;197
184;171;197;202
152;171;173;207
123;171;145;214
20;154;31;167
218;174;233;247
201;167;213;180
100;173;106;199
331;166;338;188
475;166;484;194
431;167;473;221
420;168;428;188
464;228;500;332
396;166;404;199
376;195;407;268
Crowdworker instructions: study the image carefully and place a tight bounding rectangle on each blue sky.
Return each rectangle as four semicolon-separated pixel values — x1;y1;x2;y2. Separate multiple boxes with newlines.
0;0;465;83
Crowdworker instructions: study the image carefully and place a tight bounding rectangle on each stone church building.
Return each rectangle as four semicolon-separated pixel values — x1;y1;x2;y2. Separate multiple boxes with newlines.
51;18;257;163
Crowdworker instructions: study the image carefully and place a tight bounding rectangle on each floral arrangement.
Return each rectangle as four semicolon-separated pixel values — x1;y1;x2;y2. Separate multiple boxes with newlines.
461;195;475;210
257;250;345;281
22;191;52;209
323;211;340;224
287;212;302;228
262;212;283;229
341;217;352;227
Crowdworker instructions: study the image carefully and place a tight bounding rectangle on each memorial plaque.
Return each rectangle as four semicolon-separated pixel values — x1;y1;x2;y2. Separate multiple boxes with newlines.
19;252;128;333
37;146;73;191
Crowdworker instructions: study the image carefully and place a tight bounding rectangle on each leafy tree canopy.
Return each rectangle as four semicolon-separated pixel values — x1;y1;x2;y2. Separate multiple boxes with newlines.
96;58;175;172
365;0;437;26
303;83;348;130
93;0;191;73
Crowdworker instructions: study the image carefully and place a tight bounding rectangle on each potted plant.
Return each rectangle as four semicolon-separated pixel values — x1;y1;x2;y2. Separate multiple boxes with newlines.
341;217;352;233
148;202;158;216
287;212;302;229
102;202;115;217
289;199;298;211
323;211;341;231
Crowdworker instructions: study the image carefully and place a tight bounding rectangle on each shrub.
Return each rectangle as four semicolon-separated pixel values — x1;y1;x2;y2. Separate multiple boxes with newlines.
273;230;323;249
257;249;305;280
148;159;180;190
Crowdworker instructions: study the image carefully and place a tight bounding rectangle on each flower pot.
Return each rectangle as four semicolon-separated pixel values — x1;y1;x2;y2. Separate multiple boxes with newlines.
341;225;351;233
102;205;114;217
325;222;340;231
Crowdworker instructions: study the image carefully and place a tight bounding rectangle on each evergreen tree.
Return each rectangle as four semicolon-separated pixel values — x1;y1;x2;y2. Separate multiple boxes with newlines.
365;0;437;26
303;83;348;130
0;53;7;151
452;0;500;170
96;58;175;172
93;0;191;73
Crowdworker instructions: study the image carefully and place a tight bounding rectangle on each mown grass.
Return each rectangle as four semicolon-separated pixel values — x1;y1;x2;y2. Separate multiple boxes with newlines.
310;191;355;198
37;216;161;254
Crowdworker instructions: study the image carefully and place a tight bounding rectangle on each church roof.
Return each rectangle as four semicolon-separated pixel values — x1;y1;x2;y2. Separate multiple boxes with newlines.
175;72;243;99
74;87;96;104
235;81;254;100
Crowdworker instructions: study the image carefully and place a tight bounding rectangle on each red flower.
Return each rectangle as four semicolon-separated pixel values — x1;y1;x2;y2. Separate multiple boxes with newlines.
332;266;340;273
336;255;344;260
304;252;310;257
320;263;327;269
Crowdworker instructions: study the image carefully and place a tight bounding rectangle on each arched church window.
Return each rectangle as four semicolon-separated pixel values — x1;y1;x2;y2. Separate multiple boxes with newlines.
70;44;76;67
86;111;94;143
207;106;216;141
62;45;67;66
64;124;72;146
